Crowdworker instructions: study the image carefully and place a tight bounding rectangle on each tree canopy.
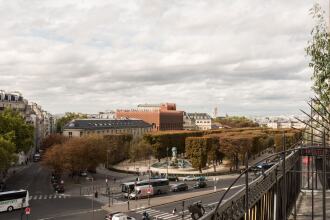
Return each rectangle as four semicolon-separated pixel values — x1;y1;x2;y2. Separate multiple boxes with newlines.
213;116;259;128
56;112;87;133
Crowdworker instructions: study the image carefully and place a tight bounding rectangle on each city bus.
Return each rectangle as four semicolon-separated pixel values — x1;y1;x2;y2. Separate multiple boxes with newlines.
0;190;29;212
121;179;169;197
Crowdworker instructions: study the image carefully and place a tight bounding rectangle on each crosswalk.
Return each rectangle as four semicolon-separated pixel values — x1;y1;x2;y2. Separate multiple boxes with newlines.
29;194;71;200
136;208;193;220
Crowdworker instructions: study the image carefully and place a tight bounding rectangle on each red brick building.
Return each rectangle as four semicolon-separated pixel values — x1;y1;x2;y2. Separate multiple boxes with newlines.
116;103;183;131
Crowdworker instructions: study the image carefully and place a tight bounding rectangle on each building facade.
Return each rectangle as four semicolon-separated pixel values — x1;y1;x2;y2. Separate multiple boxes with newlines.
0;90;29;117
62;119;152;139
183;112;212;130
116;103;183;131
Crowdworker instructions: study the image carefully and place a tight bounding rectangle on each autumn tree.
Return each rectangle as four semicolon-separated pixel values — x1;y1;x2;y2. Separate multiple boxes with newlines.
213;116;259;128
41;134;68;150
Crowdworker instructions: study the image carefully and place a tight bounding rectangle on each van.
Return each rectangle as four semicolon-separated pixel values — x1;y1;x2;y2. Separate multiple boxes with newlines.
129;185;154;199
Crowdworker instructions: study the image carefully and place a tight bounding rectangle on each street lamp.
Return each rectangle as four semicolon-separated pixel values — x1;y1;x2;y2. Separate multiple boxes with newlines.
166;147;169;178
106;178;110;207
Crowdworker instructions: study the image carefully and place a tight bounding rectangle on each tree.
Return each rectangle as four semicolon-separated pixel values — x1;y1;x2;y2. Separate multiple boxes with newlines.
213;116;259;128
207;137;220;172
0;109;34;153
306;3;330;105
0;136;17;173
185;137;211;173
56;112;87;133
41;134;68;150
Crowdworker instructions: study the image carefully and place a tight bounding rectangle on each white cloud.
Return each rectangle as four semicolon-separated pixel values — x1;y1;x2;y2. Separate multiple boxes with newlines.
0;0;319;115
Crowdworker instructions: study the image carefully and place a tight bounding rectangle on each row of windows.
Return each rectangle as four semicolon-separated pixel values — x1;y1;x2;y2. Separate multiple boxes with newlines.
68;128;151;137
196;120;211;124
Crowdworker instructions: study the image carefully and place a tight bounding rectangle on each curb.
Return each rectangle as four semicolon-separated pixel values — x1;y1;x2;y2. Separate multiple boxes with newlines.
102;184;244;213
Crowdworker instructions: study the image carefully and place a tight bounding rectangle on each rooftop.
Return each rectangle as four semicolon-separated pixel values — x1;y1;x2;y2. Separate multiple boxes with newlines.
63;119;152;130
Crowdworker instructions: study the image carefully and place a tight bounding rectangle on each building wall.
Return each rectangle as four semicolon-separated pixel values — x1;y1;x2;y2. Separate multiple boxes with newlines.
63;127;152;139
116;110;160;130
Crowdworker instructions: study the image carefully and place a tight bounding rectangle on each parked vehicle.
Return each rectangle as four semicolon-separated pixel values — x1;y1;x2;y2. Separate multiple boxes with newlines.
171;183;188;192
111;213;136;220
129;185;153;199
167;175;179;181
183;176;197;181
79;170;88;177
193;181;207;189
33;153;41;162
0;190;29;212
195;176;207;181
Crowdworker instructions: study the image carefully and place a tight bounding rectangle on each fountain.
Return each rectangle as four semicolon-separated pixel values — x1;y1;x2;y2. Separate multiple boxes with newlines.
151;147;192;169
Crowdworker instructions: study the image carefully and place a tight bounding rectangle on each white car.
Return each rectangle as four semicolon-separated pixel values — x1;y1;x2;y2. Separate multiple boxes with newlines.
183;176;197;181
112;213;136;220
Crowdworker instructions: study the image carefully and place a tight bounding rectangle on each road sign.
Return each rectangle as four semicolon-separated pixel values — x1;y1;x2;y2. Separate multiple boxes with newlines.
147;187;151;194
25;207;31;215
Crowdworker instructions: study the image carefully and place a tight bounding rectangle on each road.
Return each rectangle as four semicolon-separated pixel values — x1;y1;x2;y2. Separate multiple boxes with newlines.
0;162;107;220
0;162;252;220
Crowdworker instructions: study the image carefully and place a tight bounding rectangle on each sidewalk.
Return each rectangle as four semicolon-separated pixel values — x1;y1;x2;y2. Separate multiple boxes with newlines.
1;162;32;183
291;190;330;219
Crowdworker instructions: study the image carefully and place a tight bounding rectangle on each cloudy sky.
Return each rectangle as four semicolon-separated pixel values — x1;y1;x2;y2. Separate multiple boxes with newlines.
0;0;326;116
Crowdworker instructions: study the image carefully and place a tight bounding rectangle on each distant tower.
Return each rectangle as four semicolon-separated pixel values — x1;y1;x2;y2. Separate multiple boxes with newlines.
213;107;218;118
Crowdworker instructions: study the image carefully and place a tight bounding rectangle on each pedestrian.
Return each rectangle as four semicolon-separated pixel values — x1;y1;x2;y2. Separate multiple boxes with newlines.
172;207;177;215
114;177;116;183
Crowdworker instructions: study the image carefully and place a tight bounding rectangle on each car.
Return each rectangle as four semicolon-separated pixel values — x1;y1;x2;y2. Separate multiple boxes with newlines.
167;175;179;181
195;176;207;181
105;212;121;220
33;153;41;162
111;213;136;220
79;170;88;177
256;162;275;170
183;176;197;181
193;181;207;189
171;183;188;192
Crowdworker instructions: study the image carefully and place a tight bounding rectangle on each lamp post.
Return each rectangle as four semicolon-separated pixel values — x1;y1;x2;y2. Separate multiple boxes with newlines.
166;147;169;178
106;178;110;207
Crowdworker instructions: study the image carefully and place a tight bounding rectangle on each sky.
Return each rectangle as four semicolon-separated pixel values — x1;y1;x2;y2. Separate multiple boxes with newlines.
0;0;326;116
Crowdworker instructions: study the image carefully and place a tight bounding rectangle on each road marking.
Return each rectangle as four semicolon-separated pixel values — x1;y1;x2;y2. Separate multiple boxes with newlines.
37;208;103;220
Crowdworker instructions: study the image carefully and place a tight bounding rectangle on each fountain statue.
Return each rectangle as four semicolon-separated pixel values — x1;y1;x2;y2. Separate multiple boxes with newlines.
171;147;178;165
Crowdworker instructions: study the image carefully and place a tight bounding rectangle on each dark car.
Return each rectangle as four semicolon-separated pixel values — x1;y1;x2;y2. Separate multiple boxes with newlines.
54;184;65;193
167;175;179;181
193;181;207;189
195;176;207;181
171;183;188;192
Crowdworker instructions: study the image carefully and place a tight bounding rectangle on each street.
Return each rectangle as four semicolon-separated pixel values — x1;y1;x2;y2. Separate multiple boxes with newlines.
0;162;106;220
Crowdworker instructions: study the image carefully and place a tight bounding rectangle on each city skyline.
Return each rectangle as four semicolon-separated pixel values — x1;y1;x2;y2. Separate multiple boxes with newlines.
0;0;325;115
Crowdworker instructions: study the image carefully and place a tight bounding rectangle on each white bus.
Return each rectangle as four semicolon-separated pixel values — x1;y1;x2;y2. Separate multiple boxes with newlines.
0;190;29;212
121;179;169;197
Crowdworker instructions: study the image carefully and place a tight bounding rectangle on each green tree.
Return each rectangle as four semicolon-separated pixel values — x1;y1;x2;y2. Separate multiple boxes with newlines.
0;136;17;172
0;109;34;153
213;116;259;128
306;3;330;105
185;137;211;173
56;112;87;133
